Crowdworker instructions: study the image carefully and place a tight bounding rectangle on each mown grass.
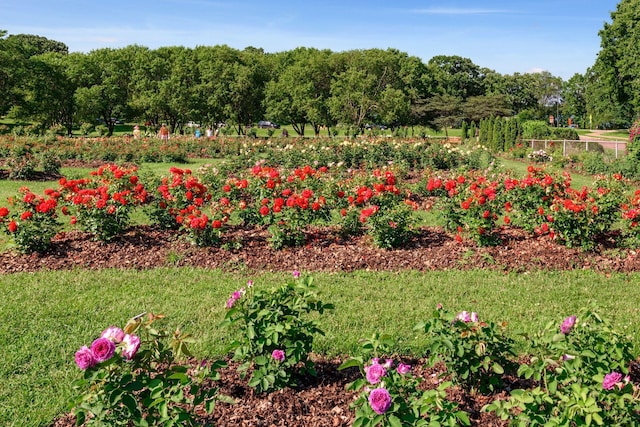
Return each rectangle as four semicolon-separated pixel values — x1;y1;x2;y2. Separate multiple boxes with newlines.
2;268;640;426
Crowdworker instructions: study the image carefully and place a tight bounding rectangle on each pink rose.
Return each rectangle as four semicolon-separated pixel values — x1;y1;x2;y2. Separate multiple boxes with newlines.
271;349;285;362
122;334;141;360
91;337;115;363
368;388;392;414
101;326;125;343
603;372;623;390
75;345;96;370
397;363;412;375
365;360;387;385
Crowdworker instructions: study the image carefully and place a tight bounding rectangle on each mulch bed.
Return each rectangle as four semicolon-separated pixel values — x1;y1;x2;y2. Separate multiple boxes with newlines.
2;224;640;274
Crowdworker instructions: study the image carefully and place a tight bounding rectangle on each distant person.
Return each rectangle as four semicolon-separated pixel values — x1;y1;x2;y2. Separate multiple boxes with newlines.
159;124;169;141
281;128;289;137
206;127;213;139
195;127;201;138
132;125;141;140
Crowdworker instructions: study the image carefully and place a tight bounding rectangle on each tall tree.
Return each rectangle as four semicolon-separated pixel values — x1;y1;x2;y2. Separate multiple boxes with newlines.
426;55;485;100
586;0;640;127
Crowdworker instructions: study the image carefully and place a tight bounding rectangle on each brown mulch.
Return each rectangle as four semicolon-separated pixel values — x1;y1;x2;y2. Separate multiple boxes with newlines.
19;224;638;426
2;224;639;275
50;356;511;427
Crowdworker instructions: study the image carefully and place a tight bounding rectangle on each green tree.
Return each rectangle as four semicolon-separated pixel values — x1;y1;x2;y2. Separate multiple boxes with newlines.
463;94;511;123
424;94;462;137
74;48;132;136
264;48;333;136
562;73;587;128
426;55;485;100
585;0;640;127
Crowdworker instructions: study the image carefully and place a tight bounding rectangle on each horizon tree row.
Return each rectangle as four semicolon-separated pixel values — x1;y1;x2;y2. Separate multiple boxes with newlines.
3;0;640;138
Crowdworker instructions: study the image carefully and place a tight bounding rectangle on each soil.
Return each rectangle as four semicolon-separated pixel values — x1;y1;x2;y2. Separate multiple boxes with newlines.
12;223;640;426
3;224;639;275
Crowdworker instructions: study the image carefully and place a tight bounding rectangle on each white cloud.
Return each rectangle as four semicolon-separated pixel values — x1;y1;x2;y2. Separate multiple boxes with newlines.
411;8;511;15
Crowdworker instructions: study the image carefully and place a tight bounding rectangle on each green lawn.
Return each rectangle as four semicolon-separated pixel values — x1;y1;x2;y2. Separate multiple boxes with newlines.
1;268;640;426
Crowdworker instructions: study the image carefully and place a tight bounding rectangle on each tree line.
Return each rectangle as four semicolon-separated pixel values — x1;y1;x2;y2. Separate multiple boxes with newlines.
0;0;638;137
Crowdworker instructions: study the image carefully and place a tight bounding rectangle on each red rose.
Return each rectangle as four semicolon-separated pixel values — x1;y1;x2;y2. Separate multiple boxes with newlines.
0;207;8;217
212;219;222;229
8;220;17;232
20;211;33;221
259;206;270;216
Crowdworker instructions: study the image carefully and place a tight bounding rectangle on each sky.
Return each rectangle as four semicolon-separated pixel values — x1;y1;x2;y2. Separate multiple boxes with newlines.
1;0;621;80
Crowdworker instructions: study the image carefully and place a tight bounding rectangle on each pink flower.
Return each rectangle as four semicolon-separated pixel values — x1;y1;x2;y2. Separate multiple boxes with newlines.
122;334;141;360
365;360;387;385
101;326;125;343
603;372;623;390
271;349;285;362
560;316;577;334
397;363;411;375
90;337;116;363
293;270;301;278
75;346;96;370
368;388;392;414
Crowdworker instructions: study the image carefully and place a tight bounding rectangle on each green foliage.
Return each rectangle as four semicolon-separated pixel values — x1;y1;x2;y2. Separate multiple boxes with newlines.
0;186;61;253
430;172;504;246
365;202;416;249
220;274;334;394
416;306;517;393
521;120;551;139
485;307;640;426
58;164;148;241
340;334;470;427
70;313;230;426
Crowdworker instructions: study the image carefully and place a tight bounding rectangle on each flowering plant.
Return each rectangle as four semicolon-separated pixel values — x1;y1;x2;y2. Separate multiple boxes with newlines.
486;307;640;425
502;166;567;234
59;164;148;241
415;305;517;393
528;149;553;163
220;273;334;393
432;172;505;246
339;333;470;426
621;188;640;248
70;313;229;426
0;186;62;253
541;175;625;250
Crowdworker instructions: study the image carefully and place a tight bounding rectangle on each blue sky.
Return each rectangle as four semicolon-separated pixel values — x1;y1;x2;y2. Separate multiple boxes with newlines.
2;0;619;79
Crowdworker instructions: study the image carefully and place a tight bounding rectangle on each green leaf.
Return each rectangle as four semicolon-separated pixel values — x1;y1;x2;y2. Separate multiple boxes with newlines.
389;414;402;427
492;362;504;374
338;358;362;370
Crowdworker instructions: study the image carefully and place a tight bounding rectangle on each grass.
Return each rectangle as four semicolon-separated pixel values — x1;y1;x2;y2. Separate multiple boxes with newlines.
2;268;640;426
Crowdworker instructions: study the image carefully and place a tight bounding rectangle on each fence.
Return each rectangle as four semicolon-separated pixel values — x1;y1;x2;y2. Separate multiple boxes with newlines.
529;139;628;159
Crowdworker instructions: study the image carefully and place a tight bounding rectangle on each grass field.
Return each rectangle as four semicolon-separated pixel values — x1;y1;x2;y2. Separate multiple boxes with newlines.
2;268;640;426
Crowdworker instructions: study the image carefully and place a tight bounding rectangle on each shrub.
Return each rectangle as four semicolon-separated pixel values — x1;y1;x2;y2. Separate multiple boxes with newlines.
485;307;640;426
340;334;470;427
58;164;149;241
70;313;230;426
220;273;334;393
416;306;517;393
0;186;61;254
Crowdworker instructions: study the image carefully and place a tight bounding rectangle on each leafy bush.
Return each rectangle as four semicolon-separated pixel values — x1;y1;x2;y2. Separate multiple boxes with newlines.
340;334;470;427
0;187;61;253
70;313;230;426
521;120;551;140
485;307;640;426
416;306;517;393
58;164;149;241
221;274;333;393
